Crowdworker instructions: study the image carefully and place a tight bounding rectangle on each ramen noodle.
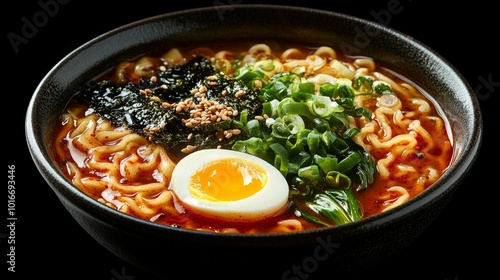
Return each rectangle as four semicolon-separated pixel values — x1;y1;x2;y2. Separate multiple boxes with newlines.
53;41;453;234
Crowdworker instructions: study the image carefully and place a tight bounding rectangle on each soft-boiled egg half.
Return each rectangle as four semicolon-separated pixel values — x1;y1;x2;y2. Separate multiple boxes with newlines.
169;149;290;222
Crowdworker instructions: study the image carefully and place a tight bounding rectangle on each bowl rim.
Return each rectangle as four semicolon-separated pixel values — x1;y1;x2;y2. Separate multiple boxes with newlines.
25;4;483;242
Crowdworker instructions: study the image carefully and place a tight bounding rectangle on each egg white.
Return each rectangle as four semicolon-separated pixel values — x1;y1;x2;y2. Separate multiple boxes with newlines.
169;149;290;222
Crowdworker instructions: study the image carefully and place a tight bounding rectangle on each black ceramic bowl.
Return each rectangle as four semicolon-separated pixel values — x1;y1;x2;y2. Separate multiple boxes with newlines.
25;5;482;279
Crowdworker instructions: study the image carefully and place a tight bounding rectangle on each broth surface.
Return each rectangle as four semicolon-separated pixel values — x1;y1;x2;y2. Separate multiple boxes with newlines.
53;40;453;233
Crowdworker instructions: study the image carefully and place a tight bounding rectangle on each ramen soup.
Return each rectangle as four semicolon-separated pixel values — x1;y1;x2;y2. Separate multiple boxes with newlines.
53;41;453;234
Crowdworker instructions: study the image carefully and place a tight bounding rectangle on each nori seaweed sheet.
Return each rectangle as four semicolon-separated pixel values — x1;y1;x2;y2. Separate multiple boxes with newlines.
76;56;262;157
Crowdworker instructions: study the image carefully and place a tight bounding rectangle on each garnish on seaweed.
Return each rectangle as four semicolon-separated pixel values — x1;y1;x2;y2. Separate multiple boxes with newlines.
77;56;262;157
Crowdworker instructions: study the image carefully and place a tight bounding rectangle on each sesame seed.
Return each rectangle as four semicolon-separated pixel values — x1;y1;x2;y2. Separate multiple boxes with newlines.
234;90;245;98
150;96;161;102
181;145;197;154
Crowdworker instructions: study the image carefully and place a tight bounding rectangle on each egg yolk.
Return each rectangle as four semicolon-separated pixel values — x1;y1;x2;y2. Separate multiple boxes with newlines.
188;158;267;202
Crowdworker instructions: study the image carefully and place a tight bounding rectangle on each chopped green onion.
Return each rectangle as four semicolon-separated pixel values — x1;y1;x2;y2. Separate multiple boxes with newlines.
230;69;377;227
298;165;322;185
321;130;349;154
313;154;339;173
337;151;361;173
309;95;335;117
246;119;261;137
325;171;352;189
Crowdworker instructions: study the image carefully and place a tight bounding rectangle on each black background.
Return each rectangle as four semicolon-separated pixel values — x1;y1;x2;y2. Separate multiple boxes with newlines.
4;1;497;279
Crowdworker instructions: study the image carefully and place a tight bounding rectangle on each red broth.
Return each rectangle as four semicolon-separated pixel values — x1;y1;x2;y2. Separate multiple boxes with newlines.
52;41;453;233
